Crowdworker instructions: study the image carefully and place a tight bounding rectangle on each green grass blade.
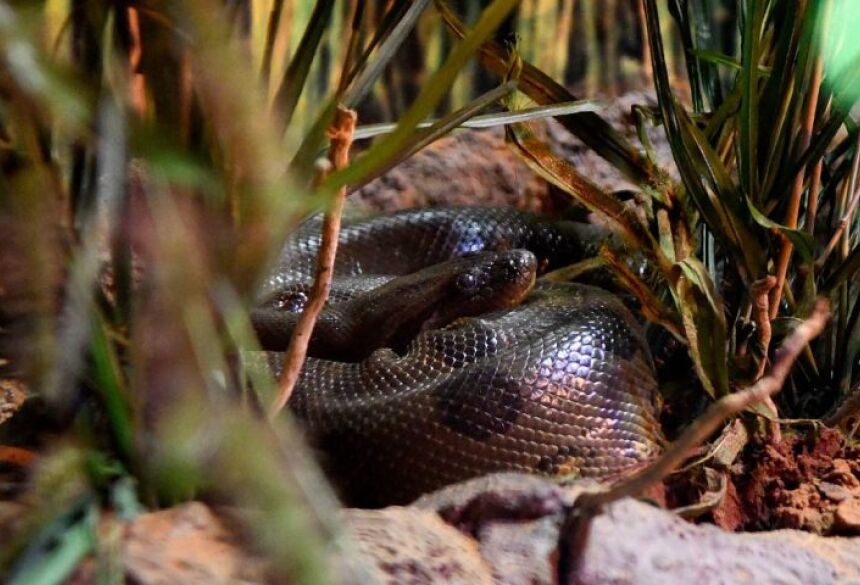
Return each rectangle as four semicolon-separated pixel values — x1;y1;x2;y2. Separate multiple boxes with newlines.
344;0;431;108
273;0;336;131
347;80;516;192
352;98;603;140
8;502;98;585
745;198;815;262
435;0;669;192
289;0;433;179
738;0;764;201
644;0;765;282
322;0;520;193
823;244;860;293
87;313;134;462
675;258;730;398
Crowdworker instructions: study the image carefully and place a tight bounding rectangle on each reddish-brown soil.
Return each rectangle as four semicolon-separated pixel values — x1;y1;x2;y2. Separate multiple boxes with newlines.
731;428;860;534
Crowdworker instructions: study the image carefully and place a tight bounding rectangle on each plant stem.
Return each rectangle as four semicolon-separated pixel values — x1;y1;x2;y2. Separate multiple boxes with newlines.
269;106;357;419
769;36;825;319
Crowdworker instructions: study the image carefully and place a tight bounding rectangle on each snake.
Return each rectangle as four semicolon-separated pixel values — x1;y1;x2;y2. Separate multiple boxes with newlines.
253;207;665;507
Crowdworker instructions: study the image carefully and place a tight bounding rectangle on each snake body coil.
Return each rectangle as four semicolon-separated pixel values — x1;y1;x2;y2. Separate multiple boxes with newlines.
258;207;664;506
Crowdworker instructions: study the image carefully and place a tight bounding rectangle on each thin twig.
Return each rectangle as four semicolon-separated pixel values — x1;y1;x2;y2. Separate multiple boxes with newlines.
815;182;860;269
825;380;860;428
575;299;830;511
269;106;357;419
751;276;775;380
751;276;780;440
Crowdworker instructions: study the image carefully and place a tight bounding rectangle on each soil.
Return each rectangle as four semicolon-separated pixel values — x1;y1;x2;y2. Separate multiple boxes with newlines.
730;428;860;534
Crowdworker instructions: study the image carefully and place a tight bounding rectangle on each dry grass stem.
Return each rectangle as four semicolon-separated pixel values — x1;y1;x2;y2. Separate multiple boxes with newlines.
751;276;776;379
816;183;860;269
269;106;357;419
0;446;36;466
576;298;830;511
825;380;860;428
751;276;780;440
769;48;825;319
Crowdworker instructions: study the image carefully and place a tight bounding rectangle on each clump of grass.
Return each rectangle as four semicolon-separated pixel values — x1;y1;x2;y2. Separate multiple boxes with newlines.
0;1;522;582
480;0;860;426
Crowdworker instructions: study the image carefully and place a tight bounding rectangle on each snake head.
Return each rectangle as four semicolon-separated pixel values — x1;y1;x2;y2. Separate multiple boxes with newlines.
423;250;537;331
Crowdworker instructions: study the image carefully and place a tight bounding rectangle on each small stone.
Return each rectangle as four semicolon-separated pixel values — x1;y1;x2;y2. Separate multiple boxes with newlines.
834;498;860;533
819;481;852;502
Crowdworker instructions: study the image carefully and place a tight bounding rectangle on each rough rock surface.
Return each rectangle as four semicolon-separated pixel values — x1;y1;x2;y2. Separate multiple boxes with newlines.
345;507;493;584
84;473;860;584
568;498;860;585
121;502;269;584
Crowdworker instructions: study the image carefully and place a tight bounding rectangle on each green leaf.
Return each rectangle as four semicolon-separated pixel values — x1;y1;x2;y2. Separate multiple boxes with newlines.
674;259;730;398
88;313;134;461
273;0;336;132
757;1;808;199
644;1;766;282
344;0;432;108
823;244;860;293
8;502;98;585
290;0;430;177
693;49;773;74
348;80;517;192
745;198;816;262
738;0;765;200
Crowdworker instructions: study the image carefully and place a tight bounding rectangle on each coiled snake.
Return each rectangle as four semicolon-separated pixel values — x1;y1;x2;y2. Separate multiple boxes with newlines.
252;207;665;506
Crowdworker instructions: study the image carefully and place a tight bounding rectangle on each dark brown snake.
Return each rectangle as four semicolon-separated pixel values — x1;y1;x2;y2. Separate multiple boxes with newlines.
252;207;665;506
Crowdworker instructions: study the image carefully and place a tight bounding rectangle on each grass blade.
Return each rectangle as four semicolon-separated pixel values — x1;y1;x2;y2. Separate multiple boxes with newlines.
738;0;765;200
435;0;671;192
675;258;730;398
273;0;336;131
289;0;431;178
352;98;603;140
323;0;521;193
348;80;516;191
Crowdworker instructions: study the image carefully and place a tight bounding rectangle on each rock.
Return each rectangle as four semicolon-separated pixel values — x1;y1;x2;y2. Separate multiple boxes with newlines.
834;498;860;534
122;502;269;584
565;498;860;585
345;507;492;584
413;472;580;533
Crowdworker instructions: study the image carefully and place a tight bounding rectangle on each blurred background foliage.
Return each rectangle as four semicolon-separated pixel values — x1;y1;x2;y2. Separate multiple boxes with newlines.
0;1;858;583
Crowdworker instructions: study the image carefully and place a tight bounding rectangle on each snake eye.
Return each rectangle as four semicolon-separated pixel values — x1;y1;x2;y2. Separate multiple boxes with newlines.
456;272;479;291
274;291;309;312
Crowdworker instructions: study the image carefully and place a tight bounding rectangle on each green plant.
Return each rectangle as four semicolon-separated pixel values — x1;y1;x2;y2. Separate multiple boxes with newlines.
483;0;860;423
0;1;522;582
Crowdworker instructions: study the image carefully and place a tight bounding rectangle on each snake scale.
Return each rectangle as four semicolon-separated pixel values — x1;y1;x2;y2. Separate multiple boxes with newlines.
253;207;665;506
